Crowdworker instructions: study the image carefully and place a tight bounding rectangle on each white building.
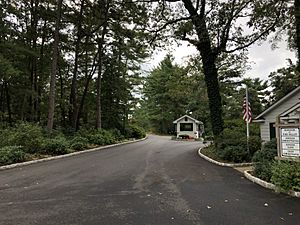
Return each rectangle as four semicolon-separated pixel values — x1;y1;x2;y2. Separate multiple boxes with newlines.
254;86;300;142
173;115;204;139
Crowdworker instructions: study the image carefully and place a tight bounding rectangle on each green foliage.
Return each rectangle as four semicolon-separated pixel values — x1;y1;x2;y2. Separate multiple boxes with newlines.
268;62;300;104
70;136;89;151
0;123;130;165
271;161;300;192
215;128;261;163
252;139;277;181
0;0;150;132
42;136;69;155
110;129;125;141
0;146;25;165
0;123;44;153
224;119;260;137
125;124;146;139
139;55;215;135
87;130;116;146
248;136;263;156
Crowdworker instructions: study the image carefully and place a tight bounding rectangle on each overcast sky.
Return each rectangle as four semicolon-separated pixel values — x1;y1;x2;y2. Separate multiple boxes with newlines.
145;40;296;81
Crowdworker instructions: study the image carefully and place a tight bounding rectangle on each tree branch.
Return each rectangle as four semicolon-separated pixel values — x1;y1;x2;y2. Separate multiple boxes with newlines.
215;0;252;54
181;0;198;17
181;36;199;46
224;18;280;54
199;0;205;18
149;16;192;45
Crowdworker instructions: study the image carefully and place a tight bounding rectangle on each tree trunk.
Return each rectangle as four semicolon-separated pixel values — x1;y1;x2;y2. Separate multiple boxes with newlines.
96;2;109;129
69;0;85;128
47;0;63;131
37;20;47;122
295;0;300;71
181;0;224;137
96;42;103;129
29;0;39;122
195;19;224;137
4;82;12;126
75;38;96;130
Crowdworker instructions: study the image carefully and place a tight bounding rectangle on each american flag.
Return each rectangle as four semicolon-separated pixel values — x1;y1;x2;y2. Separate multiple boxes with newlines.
243;97;252;123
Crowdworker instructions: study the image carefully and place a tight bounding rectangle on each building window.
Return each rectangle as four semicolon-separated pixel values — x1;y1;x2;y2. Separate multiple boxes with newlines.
180;123;193;131
185;117;188;121
269;123;276;139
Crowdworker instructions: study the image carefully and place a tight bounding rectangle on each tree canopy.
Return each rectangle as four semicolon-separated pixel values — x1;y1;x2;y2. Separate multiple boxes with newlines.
0;0;298;138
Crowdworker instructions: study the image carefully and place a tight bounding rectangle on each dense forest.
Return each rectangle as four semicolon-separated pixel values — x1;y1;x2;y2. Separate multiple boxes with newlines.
0;0;299;136
0;0;150;133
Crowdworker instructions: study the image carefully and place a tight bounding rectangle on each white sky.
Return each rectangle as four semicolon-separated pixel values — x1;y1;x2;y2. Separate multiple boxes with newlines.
145;40;296;81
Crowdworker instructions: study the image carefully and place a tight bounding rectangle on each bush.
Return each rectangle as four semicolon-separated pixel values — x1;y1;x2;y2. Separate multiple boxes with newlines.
252;139;277;181
70;136;89;151
0;146;25;165
88;129;116;145
6;123;44;153
0;128;14;148
224;119;260;137
110;129;125;141
42;136;69;155
271;161;300;192
248;136;262;156
125;124;146;139
214;129;261;163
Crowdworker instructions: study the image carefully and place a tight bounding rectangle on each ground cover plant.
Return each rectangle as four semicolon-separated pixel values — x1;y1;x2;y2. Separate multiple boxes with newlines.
252;139;300;193
0;122;146;166
202;119;261;163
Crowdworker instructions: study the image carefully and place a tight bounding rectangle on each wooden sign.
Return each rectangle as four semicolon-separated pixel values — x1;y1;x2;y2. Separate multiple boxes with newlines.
280;128;300;157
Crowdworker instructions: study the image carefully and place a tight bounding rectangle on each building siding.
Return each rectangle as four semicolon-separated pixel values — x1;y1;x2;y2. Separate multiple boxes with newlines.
175;117;197;138
259;92;300;141
260;122;271;142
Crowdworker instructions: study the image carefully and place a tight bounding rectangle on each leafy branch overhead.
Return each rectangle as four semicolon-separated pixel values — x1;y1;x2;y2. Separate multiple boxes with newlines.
149;0;289;54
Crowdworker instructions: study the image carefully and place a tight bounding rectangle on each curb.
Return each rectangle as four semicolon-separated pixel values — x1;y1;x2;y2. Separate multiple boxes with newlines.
244;170;300;198
0;136;148;171
198;147;253;168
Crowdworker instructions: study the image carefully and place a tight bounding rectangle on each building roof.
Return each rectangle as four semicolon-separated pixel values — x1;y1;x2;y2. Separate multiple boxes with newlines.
173;115;203;124
280;102;300;117
254;86;300;120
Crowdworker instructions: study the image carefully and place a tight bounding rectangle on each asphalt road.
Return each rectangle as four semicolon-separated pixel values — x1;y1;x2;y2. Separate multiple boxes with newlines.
0;135;299;225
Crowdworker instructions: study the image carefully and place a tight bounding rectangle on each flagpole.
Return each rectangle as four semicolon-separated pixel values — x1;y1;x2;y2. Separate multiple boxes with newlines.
246;85;249;138
245;84;250;154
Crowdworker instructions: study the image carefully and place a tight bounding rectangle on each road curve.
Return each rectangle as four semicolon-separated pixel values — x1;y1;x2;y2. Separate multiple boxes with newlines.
0;135;299;225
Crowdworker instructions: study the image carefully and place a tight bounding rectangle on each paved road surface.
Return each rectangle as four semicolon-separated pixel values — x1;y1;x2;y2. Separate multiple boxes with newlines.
0;135;299;225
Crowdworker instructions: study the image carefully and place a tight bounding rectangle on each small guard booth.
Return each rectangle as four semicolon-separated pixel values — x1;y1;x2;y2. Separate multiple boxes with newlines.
173;115;204;139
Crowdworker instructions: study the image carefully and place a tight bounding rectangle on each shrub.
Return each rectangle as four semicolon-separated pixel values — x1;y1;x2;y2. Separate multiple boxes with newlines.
248;136;262;156
252;139;277;181
70;136;89;151
42;136;69;155
88;129;116;145
125;124;146;139
0;128;14;148
214;129;261;163
0;146;25;165
6;123;44;153
110;129;125;141
224;119;260;137
271;161;300;192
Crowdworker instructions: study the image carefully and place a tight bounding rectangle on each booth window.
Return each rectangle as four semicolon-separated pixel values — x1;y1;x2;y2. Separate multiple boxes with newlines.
180;123;193;131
